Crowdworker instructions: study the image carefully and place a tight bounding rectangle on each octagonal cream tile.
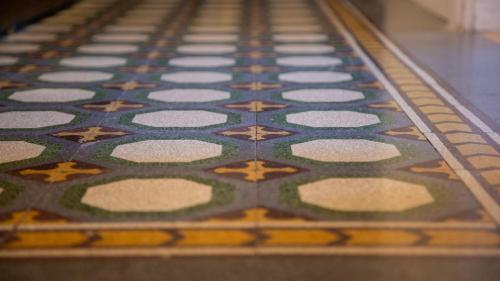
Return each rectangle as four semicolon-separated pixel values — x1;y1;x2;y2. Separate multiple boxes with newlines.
161;72;231;83
169;56;235;68
275;44;334;54
276;56;342;67
282;89;364;102
291;139;401;162
0;141;46;164
81;178;212;212
60;56;126;68
78;44;138;54
286;111;379;127
177;44;237;54
298;178;433;211
0;111;75;129
148;89;230;102
111;139;222;163
39;71;113;82
279;71;352;83
183;34;238;43
9;88;95;103
271;25;322;33
273;33;328;42
132;110;227;127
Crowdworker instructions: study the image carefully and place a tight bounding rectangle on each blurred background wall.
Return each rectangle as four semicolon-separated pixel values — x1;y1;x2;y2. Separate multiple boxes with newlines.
0;0;75;33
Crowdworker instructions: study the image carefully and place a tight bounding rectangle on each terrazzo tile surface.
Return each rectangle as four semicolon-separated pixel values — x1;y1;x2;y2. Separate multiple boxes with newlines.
0;0;499;274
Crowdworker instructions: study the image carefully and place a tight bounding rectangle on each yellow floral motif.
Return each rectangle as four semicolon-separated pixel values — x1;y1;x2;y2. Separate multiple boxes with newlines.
53;126;127;143
225;101;286;112
82;100;144;112
19;161;103;183
213;160;298;182
220;126;291;141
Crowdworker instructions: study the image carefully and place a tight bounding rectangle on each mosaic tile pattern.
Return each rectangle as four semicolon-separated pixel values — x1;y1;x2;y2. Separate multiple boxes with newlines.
0;0;499;258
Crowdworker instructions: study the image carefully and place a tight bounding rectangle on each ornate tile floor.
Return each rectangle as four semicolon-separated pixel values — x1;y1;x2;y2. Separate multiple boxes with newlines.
0;0;499;260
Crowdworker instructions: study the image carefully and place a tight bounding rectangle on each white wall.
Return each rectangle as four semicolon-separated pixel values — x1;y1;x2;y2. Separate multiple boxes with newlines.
412;0;500;31
412;0;458;22
411;0;464;29
475;0;500;31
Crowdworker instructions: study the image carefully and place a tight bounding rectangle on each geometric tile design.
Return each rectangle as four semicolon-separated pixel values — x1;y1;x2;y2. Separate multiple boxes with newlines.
0;0;497;259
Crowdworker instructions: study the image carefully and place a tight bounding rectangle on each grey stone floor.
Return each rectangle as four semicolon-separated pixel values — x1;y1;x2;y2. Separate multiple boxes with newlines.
351;0;500;126
1;256;500;281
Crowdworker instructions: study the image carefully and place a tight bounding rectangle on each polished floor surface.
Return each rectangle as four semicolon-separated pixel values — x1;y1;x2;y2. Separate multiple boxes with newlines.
0;0;499;280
